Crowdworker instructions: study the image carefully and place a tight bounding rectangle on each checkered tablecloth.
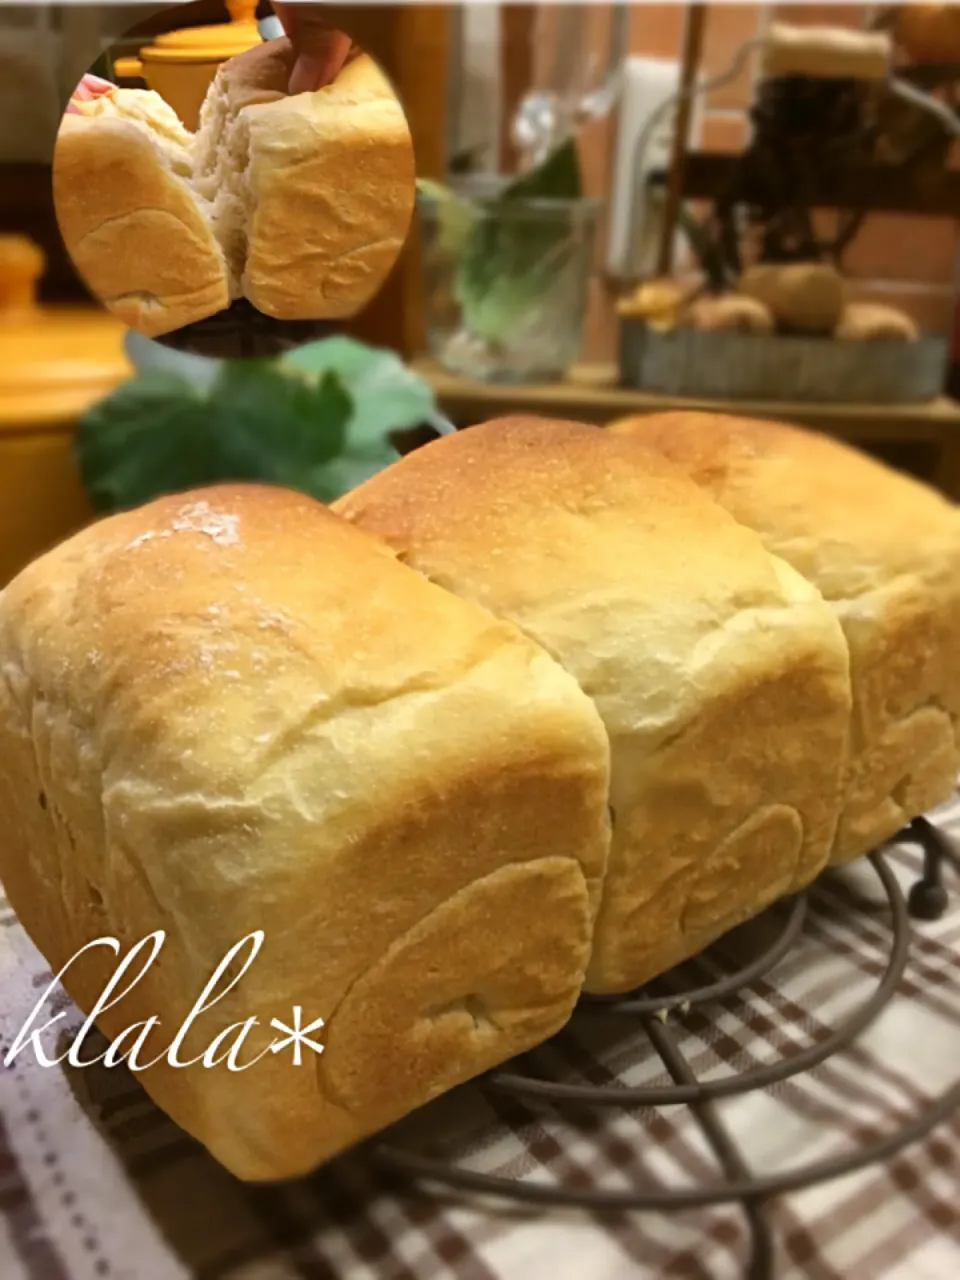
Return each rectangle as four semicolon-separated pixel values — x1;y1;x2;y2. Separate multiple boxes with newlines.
2;801;960;1280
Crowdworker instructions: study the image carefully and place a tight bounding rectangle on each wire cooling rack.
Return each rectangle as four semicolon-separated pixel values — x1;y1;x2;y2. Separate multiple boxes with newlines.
372;817;960;1280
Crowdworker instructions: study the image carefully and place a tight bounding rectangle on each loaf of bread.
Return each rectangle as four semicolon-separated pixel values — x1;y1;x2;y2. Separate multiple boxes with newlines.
0;485;611;1181
334;417;852;994
761;23;892;81
738;262;846;335
610;412;960;860
53;38;414;336
686;294;775;335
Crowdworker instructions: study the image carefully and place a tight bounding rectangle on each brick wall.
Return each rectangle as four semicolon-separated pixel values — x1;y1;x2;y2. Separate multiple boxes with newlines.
568;3;960;362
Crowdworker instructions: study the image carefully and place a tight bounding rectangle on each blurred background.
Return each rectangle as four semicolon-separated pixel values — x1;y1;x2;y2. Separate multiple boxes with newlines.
2;1;960;584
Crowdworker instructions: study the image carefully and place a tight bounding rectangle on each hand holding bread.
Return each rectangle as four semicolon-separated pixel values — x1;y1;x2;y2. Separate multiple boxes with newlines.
55;37;414;337
271;4;353;93
65;74;114;112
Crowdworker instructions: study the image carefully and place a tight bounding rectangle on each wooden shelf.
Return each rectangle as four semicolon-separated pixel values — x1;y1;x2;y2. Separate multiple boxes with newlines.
410;357;960;497
412;356;960;436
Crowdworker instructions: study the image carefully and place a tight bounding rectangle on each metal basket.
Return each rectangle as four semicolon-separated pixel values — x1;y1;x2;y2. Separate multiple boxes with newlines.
619;321;949;404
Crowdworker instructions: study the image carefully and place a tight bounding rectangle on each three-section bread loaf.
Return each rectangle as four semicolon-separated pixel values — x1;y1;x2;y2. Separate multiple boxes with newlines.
334;416;853;994
3;412;952;1183
53;38;414;336
610;411;960;859
0;485;611;1181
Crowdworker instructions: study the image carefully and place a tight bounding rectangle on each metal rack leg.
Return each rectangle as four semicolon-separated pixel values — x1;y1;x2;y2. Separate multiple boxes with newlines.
644;1015;775;1280
371;830;958;1236
906;817;955;920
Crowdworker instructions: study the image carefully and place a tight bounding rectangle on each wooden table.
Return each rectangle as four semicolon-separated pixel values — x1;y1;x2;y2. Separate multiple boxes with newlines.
410;357;960;499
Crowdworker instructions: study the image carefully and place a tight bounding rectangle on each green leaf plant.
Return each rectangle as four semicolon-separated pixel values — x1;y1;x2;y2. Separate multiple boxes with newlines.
78;335;451;514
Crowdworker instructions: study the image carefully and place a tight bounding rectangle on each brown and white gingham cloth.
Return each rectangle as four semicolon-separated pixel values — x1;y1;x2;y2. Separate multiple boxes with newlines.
2;800;960;1280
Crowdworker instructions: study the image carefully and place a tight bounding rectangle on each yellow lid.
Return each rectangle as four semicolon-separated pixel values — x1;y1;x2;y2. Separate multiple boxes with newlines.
141;0;262;64
0;237;131;431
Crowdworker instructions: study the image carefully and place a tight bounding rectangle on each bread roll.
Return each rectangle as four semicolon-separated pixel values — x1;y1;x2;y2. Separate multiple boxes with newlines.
334;417;852;994
0;485;610;1181
616;277;691;329
834;302;919;342
761;23;892;81
686;294;774;335
610;412;960;860
53;39;414;336
738;262;845;335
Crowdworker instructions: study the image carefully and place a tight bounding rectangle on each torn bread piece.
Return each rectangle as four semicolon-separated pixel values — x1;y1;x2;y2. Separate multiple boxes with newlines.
53;39;414;336
53;110;228;336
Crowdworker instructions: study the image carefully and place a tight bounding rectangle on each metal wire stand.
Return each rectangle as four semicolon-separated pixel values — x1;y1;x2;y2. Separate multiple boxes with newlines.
373;817;960;1279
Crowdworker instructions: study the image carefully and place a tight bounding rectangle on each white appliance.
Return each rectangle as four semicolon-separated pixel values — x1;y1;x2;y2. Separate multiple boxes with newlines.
606;55;703;280
444;4;502;173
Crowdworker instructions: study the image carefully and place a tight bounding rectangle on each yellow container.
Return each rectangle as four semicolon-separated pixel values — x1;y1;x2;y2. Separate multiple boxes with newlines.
113;0;263;130
0;237;132;586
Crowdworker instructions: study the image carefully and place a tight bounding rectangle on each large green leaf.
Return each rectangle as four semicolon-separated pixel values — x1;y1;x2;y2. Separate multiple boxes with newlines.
281;336;447;439
280;336;453;498
78;336;446;514
77;363;351;514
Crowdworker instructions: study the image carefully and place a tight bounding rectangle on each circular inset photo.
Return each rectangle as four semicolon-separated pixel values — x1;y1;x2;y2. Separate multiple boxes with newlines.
53;3;415;354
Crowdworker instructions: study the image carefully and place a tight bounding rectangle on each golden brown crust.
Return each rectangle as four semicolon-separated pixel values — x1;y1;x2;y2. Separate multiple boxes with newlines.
334;416;852;992
609;410;960;858
0;484;610;1180
240;54;415;319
